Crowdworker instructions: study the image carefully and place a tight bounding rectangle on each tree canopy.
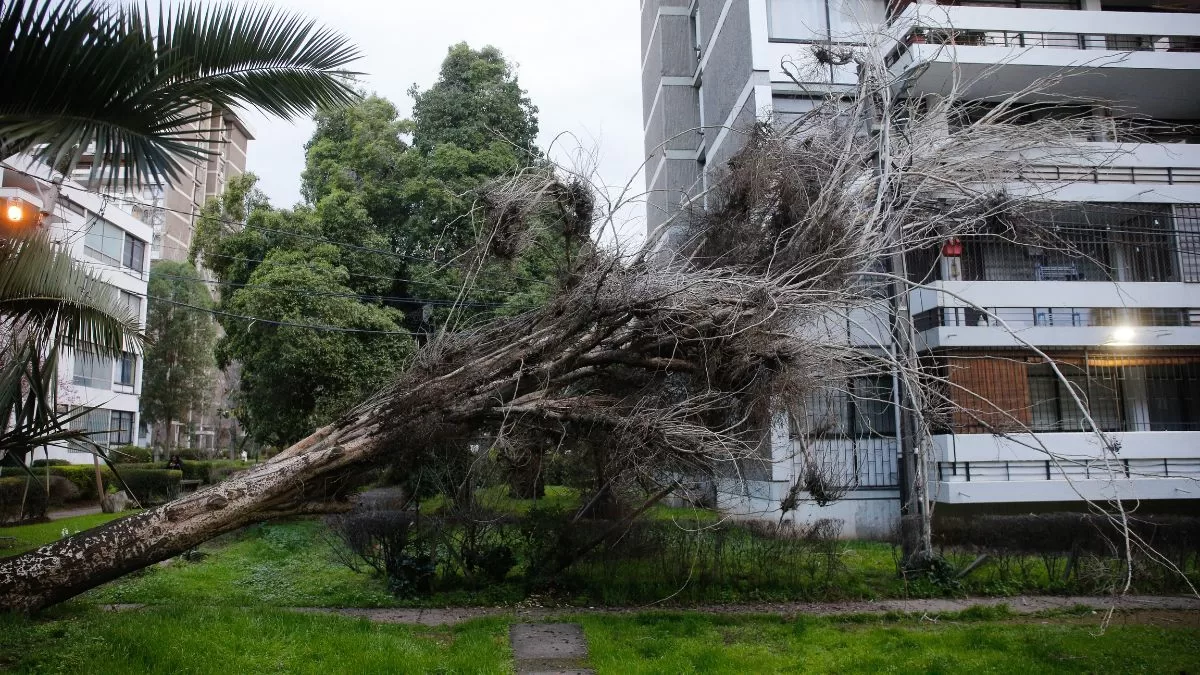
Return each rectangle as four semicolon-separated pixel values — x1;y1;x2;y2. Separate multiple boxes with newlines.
140;260;218;447
192;44;572;445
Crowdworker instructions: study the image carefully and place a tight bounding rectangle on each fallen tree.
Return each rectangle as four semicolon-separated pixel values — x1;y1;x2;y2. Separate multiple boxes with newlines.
0;39;1148;613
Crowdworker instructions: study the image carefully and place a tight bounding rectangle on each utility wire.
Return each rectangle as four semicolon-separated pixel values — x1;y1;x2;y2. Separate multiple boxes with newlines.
149;271;507;308
147;295;413;335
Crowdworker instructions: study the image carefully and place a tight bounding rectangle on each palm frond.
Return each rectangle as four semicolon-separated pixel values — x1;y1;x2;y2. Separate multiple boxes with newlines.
0;0;362;191
0;230;144;355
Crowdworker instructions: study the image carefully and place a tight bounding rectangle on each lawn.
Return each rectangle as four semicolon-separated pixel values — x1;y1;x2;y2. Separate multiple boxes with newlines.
0;512;132;556
1;605;1197;674
577;611;1200;674
0;605;512;674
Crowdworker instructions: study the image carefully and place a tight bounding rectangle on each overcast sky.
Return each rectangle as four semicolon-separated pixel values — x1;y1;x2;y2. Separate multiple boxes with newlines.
242;0;646;246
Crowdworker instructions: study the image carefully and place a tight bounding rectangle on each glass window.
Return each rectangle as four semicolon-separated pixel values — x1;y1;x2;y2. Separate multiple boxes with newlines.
115;352;136;387
111;411;134;446
72;349;113;390
120;290;142;320
768;0;830;41
68;408;114;451
852;376;896;436
84;218;124;265
123;234;145;272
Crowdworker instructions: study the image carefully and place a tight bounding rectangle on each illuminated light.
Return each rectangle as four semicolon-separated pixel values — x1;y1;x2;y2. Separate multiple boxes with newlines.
4;199;23;223
1112;325;1136;343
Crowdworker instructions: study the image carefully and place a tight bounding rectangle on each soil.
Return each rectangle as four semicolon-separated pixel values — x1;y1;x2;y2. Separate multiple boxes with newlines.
281;594;1200;626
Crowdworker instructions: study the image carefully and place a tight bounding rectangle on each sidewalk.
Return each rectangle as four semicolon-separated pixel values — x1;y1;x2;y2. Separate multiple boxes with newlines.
288;594;1200;626
47;505;103;521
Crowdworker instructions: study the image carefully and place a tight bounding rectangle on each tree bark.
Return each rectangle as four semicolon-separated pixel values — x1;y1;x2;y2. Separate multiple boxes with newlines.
0;421;368;614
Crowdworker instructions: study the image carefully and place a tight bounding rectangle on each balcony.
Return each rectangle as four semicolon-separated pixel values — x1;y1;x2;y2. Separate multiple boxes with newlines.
885;5;1200;118
930;431;1200;503
912;303;1200;348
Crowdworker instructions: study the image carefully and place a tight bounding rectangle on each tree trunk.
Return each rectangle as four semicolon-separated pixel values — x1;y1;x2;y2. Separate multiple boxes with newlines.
0;420;370;614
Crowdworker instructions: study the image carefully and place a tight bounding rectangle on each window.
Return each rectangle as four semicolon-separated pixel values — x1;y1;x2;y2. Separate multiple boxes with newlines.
796;376;896;437
120;290;142;321
67;408;114;451
851;376;897;436
84;217;125;265
768;0;883;41
123;234;145;272
115;352;136;388
73;349;113;390
110;411;134;446
1028;363;1121;432
84;217;145;272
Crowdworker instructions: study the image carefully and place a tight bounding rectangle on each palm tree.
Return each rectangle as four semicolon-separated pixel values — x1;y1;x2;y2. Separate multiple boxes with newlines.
0;0;362;488
0;0;361;190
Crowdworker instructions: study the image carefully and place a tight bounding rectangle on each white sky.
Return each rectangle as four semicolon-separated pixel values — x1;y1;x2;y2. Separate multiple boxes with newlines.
243;0;646;248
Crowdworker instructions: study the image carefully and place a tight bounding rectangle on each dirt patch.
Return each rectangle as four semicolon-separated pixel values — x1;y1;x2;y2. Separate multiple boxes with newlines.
292;594;1200;626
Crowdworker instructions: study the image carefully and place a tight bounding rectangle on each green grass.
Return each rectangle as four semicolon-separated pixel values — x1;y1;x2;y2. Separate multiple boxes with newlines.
86;519;399;608
0;606;511;674
0;512;133;556
576;612;1200;674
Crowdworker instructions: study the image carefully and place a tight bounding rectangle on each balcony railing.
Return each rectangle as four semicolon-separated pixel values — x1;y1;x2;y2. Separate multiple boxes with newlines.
1002;165;1200;185
913;306;1196;331
937;457;1200;482
904;29;1200;52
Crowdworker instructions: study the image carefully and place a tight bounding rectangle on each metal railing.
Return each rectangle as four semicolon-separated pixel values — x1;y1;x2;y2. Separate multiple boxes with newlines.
913;306;1194;331
937;457;1200;482
906;29;1200;52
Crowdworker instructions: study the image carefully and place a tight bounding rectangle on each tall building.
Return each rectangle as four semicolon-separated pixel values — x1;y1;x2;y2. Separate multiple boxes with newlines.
641;0;1200;536
1;156;151;464
69;105;254;263
59;106;253;455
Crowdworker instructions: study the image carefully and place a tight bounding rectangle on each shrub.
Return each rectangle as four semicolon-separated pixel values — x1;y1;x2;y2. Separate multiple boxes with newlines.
121;469;182;505
48;465;114;501
30;459;71;467
0;475;80;522
110;445;153;463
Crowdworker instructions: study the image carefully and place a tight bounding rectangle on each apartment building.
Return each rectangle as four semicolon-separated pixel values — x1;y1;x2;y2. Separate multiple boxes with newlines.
641;0;1200;536
69;105;254;263
1;157;151;464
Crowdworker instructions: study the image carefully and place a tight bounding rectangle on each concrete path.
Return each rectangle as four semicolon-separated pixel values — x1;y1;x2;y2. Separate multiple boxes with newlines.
48;505;102;521
290;594;1200;627
510;623;593;675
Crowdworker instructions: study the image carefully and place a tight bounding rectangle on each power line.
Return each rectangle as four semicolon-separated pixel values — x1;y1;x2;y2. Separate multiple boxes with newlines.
149;271;507;308
147;295;413;335
8;164;553;285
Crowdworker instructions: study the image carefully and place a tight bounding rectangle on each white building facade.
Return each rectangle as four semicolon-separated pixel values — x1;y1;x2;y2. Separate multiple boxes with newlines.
641;0;1200;536
2;158;151;464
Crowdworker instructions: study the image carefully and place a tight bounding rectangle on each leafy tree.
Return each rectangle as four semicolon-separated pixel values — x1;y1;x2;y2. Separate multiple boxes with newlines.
410;43;539;157
217;247;413;446
140;261;217;451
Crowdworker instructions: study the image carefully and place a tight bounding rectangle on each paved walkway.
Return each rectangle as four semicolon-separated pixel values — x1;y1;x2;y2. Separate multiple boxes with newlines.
48;505;102;521
289;594;1200;627
510;623;593;675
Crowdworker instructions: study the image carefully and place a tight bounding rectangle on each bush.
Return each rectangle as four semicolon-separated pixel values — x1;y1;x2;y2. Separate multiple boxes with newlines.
48;465;113;501
120;469;182;505
110;445;153;463
30;459;71;467
0;475;80;522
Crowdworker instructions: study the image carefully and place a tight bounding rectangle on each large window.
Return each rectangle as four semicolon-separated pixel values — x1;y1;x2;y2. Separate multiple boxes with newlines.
84;217;146;273
72;350;112;390
67;408;113;451
768;0;883;41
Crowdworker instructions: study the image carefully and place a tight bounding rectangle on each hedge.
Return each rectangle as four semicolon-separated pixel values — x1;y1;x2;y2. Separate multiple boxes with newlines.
30;459;72;467
110;445;153;464
47;466;114;501
0;475;79;522
121;469;182;505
